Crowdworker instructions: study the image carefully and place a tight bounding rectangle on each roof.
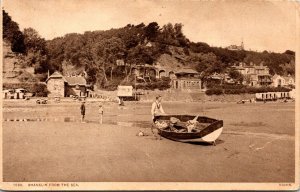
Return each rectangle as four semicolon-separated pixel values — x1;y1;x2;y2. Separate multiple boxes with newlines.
46;72;87;86
283;76;294;82
254;66;268;70
177;77;201;80
175;68;199;74
232;64;268;70
49;71;64;78
272;74;283;80
233;66;245;70
46;71;67;82
3;89;14;93
64;76;87;86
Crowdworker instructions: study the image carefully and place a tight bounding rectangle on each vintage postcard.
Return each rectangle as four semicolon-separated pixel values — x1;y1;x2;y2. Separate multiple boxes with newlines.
0;0;299;190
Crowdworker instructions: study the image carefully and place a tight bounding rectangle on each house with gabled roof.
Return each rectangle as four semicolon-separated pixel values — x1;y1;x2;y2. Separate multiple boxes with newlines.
283;74;295;87
46;72;66;97
46;71;90;97
171;68;202;90
272;74;295;88
272;74;285;87
231;62;272;87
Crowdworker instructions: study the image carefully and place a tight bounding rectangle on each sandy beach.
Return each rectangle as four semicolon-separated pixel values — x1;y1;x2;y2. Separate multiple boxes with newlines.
2;99;295;182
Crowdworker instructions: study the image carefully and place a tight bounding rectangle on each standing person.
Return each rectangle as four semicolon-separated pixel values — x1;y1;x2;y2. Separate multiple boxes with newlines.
80;101;86;123
117;97;121;105
118;97;124;106
151;95;166;122
98;104;104;124
117;97;124;109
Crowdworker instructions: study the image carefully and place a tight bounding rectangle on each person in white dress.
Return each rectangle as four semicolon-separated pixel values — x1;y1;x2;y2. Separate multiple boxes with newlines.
151;95;166;122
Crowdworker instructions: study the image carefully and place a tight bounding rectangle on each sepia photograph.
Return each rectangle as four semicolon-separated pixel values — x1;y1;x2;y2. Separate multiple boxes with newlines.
0;0;299;190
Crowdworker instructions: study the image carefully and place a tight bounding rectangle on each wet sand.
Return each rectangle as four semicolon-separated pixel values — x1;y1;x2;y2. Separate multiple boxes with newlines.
2;100;295;182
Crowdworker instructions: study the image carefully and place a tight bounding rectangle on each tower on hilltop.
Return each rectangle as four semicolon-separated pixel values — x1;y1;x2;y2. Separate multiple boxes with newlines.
241;38;244;50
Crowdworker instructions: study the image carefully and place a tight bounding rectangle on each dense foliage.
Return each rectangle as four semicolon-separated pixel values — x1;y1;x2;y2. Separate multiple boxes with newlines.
3;10;295;91
3;10;25;53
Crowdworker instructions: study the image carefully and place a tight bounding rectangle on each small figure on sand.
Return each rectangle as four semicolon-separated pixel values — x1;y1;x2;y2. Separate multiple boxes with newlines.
151;95;166;122
98;104;104;124
118;97;124;106
80;101;86;123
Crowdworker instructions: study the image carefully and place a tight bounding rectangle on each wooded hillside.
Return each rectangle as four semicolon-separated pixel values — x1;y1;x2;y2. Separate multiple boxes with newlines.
3;10;295;90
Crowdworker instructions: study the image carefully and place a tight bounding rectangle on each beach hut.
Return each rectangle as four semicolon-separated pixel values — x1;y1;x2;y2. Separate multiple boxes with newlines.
3;89;14;99
3;90;9;99
15;88;26;99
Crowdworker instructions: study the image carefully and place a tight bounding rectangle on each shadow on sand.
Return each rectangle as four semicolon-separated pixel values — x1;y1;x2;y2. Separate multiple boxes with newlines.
184;139;225;146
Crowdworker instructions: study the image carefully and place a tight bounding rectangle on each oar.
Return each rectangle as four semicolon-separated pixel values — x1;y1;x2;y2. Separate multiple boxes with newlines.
190;115;199;123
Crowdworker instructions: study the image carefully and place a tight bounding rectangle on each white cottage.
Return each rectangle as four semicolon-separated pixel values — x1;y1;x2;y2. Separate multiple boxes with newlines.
272;74;286;87
283;75;295;87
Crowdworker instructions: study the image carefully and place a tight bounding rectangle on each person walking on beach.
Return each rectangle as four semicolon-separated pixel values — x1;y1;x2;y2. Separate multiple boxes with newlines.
80;101;86;123
98;104;104;124
151;95;166;122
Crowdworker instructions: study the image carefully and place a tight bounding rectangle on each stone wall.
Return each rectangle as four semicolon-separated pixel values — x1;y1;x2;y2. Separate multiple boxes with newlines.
47;78;65;97
138;89;255;102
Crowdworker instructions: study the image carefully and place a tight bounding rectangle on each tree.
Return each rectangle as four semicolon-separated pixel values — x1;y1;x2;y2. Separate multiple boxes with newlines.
284;50;295;56
3;10;26;53
42;20;295;90
228;68;243;84
190;42;211;53
11;31;26;53
23;28;47;54
144;22;160;41
23;28;49;74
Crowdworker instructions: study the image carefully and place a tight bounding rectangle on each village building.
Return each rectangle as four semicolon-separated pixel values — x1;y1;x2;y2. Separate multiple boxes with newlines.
2;89;14;99
130;63;201;90
46;71;91;97
272;74;295;87
64;76;89;97
171;68;201;90
131;64;157;81
226;41;244;51
231;62;272;87
205;72;224;86
255;91;291;101
283;74;295;87
46;72;65;97
232;62;270;76
272;74;285;87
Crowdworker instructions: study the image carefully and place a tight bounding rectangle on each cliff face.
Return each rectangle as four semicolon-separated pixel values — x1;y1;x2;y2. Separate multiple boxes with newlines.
3;41;36;84
3;41;22;83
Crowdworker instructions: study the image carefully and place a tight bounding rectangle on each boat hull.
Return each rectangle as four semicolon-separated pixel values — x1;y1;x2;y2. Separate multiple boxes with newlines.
154;115;223;144
177;127;223;143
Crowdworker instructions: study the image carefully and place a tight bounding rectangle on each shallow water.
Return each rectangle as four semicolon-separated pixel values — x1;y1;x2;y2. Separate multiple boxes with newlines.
3;117;153;129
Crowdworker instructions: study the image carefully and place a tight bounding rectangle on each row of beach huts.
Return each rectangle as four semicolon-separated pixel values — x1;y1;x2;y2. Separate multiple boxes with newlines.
2;89;28;99
255;90;295;101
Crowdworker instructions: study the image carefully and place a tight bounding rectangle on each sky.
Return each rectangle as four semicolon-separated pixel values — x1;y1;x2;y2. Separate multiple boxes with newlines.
2;0;299;52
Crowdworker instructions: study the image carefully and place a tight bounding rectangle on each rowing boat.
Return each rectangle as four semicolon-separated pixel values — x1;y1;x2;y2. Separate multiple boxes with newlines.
152;115;223;145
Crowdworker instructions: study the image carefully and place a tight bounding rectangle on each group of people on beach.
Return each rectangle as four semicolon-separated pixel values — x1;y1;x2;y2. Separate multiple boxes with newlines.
79;95;166;124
